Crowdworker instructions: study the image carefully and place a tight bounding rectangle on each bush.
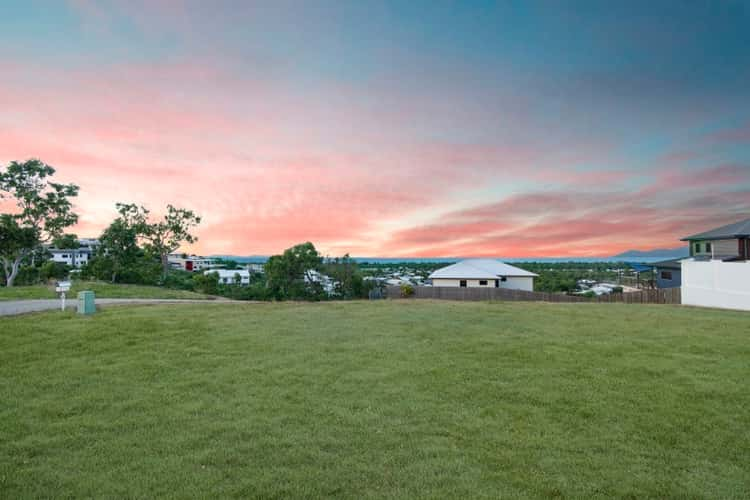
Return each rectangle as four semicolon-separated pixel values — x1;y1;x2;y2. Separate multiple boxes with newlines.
162;270;197;291
220;282;272;301
39;261;70;282
193;272;219;295
400;284;415;298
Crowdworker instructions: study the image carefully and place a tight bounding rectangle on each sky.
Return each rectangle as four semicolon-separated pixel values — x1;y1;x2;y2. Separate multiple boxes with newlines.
1;0;749;257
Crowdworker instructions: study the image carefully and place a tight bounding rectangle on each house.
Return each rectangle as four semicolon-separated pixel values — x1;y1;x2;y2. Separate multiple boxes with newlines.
206;269;251;285
48;238;100;268
246;263;265;273
682;218;750;260
168;254;218;272
650;259;682;289
680;217;750;311
428;259;537;291
304;269;338;295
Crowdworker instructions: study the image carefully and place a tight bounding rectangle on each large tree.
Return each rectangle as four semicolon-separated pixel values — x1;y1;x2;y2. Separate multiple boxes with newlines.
0;215;39;286
95;205;143;283
0;159;79;287
115;203;201;279
265;242;323;299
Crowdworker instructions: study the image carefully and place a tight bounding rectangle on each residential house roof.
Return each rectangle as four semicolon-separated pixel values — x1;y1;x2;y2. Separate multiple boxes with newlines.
649;259;683;270
681;217;750;241
428;259;538;279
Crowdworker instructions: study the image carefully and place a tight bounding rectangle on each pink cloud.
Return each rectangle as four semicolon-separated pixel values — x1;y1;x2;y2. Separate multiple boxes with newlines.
1;50;747;257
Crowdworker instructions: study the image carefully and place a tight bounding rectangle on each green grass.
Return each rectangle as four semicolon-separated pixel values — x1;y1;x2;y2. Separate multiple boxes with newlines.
0;281;212;300
1;301;749;498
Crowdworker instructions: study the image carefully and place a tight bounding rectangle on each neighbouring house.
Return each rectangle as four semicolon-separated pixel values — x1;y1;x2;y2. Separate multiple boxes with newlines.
246;263;265;273
651;259;682;289
428;259;537;291
206;269;251;285
48;238;100;268
680;217;750;311
168;254;218;272
304;269;338;295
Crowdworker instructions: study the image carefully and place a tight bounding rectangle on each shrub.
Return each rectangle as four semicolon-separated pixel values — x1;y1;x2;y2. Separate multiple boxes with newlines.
193;272;219;295
400;284;415;298
39;261;70;282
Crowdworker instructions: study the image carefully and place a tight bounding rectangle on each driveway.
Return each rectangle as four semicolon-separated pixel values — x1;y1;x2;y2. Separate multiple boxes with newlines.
0;298;231;317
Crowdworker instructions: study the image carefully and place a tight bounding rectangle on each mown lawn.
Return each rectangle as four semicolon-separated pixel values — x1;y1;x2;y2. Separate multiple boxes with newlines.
0;281;212;300
1;301;748;498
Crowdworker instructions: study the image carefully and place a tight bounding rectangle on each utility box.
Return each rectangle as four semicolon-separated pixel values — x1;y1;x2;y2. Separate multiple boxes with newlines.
77;291;96;315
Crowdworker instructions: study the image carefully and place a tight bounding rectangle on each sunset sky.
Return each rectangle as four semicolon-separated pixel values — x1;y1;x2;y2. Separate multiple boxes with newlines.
1;1;749;257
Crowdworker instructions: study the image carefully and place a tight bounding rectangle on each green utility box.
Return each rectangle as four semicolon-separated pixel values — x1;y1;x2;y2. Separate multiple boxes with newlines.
77;291;96;315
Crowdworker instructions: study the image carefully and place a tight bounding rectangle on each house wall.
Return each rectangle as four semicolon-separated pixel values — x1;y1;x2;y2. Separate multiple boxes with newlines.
431;277;534;292
682;259;750;311
691;239;741;258
655;267;681;289
712;239;740;257
50;251;90;268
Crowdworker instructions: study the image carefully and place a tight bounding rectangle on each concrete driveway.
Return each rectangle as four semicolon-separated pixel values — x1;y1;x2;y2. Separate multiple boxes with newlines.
0;299;230;317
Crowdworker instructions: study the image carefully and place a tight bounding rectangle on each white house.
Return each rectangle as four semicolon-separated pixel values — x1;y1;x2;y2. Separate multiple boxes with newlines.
169;254;218;272
428;259;537;291
48;238;100;268
304;269;338;294
680;218;750;311
206;269;251;285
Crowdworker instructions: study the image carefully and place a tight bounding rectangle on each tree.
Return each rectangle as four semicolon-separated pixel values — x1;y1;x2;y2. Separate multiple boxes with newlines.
53;233;79;249
324;253;365;298
114;203;201;279
0;159;79;287
0;215;39;286
96;207;142;283
265;242;322;299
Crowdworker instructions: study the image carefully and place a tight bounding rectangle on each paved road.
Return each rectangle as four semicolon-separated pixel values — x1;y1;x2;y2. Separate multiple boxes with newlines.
0;298;231;317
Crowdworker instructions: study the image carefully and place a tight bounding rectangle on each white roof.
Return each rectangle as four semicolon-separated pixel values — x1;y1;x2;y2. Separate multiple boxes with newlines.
429;259;538;279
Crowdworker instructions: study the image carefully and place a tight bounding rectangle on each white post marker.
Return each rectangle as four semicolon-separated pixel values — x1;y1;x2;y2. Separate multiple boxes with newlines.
55;280;72;312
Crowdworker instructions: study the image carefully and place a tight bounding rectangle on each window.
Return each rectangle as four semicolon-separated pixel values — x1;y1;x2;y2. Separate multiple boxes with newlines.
495;279;500;288
660;271;673;281
695;242;702;254
706;242;712;253
459;280;467;288
479;280;488;286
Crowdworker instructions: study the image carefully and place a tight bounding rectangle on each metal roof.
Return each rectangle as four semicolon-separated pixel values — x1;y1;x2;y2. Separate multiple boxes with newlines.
428;259;538;279
681;217;750;241
649;259;683;270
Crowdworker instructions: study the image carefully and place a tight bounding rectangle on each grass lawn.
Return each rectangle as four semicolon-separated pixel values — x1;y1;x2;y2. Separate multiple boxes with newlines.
0;281;212;301
1;301;749;498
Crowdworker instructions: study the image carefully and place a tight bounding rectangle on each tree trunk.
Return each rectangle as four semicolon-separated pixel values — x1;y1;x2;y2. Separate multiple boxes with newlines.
161;253;169;279
6;256;22;288
1;258;11;287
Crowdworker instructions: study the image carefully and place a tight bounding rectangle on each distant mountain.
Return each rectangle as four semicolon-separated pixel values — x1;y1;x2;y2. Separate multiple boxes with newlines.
611;247;689;259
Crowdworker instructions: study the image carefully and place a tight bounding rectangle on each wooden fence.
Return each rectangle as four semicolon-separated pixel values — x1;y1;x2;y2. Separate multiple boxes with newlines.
385;286;681;305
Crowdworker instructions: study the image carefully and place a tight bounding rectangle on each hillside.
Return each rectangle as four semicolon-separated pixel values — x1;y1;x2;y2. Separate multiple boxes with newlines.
611;246;689;259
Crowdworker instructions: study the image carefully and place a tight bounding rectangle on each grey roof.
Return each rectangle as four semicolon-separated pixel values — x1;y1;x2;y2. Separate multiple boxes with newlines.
681;217;750;241
649;259;683;270
429;259;538;279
